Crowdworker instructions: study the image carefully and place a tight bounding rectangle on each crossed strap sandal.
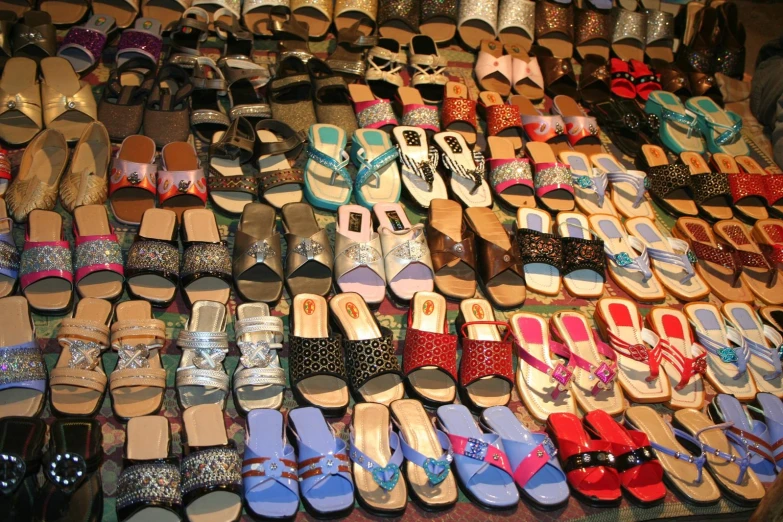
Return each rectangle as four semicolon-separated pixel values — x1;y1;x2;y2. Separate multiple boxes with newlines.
350;129;401;209
377;220;435;303
12;11;56;60
686;97;748;157
365;38;406;100
408;35;448;104
397;419;454;491
725;307;783;388
0;57;42;146
0;417;46;516
40;57;97;143
426;201;477;300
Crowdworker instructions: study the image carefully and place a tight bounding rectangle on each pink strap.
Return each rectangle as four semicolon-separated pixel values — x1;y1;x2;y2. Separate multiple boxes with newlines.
476;52;512;84
448;434;514;475
354;99;398;129
157;169;208;205
109;157;158;196
489;158;534;196
73;233;124;284
512;57;543;89
512;443;550;488
553;318;618;396
20;240;74;290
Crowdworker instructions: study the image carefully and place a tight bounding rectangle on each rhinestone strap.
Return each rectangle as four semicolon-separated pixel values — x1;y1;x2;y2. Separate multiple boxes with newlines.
182;242;232;279
355;145;399;189
181;447;241;501
116;462;182;518
0;239;19;280
355;99;398;129
74;234;124;284
305;145;351;187
19;241;73;290
125;239;180;284
0;341;46;388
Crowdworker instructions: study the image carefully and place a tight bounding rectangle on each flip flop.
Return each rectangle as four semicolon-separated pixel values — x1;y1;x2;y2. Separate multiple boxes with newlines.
680;151;734;221
392;125;447;208
232;203;283;303
478;90;524;151
256;120;306;209
594;297;672;404
40;57;97;142
281;202;334;298
180;209;232;307
686;96;749;157
644;91;705;155
330;292;404;405
487;136;535;209
760;305;783;336
432;131;493;208
334;205;386;306
510;312;578;423
515;207;561;296
57;14;116;74
207;118;257;215
710;153;769;223
303;124;352;211
683;302;756;402
0;296;46;417
552;95;602;156
350;128;402;209
554;212;606;299
0;417;47;520
525;141;575;213
125;208;179;307
158;142;208;222
109;135;157;226
50;297;111;417
559;150;618;217
73;205;124;302
590;153;655;219
426;199;477;300
749;392;783;472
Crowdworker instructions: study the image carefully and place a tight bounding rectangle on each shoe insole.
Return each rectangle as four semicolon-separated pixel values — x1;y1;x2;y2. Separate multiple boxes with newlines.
74;205;124;300
24;211;72;312
127;208;178;305
556;212;605;298
127;415;168;460
460;299;511;408
210;130;253;214
182;209;231;305
433;132;493;207
525;141;574;212
0;296;43;417
724;302;783;397
92;0;135;27
110;135;157;225
258;129;303;209
429;198;476;299
178;301;228;408
234;303;283;411
560;151;617;216
379;17;416;47
517;208;560;296
40;57;94;141
161;142;205;222
407;292;455;404
353;129;401;206
0;58;40;144
143;0;187;32
591;153;655;219
420;14;456;44
234;204;283;303
335;205;384;304
39;0;89;24
281;202;332;297
306;124;350;207
489;136;535;208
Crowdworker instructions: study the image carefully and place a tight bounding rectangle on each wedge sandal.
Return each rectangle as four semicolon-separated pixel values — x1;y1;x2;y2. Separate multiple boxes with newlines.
125;208;179;307
426;199;477;300
73;205;124;302
334;205;386;306
181;209;232;307
281;202;334;297
0;296;46;418
232;203;283;303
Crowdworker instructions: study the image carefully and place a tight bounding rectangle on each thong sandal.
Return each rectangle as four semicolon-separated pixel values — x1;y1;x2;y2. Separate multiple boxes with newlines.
0;416;46;520
20;210;73;315
686;96;749;157
0;296;46;417
232;203;283;304
555;212;607;299
116;17;163;67
208;117;258;215
487;136;535;210
125;208;179;307
40;57;97;142
433;132;492;208
288;293;349;416
350;128;402;209
255;120;305;210
281;202;334;298
526;141;575;213
559;150;618;217
748;393;783;471
680;151;734;222
0;57;41;146
330;292;404;405
73;205;124;302
392;123;448;209
180;209;232;307
426;199;477;300
334;205;386;306
158;141;208;222
516;207;562;296
304;124;351;211
644;91;705;155
590;152;655;219
109;300;167;420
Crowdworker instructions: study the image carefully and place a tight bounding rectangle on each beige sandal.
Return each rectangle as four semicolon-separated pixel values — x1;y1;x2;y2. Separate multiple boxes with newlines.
0;57;41;145
0;296;46;417
40;57;97;142
59;122;111;214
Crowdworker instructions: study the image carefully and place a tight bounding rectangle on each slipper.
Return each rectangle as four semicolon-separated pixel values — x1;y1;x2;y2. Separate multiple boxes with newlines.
497;0;534;49
176;300;230;410
636;144;699;217
233;303;285;414
624;216;710;301
590;153;655;219
551;310;623;416
478;90;524;151
442;82;478;147
583;409;666;506
282;202;334;298
207;117;257;215
515;207;562;296
426;199;477;300
180;209;232;307
109;300;166;420
13;11;57;61
610;58;636;100
288;293;349;416
232;203;284;304
644;91;705;155
433;131;493;208
559;150;618;217
57;14;116;74
686;96;749;157
594;297;672;404
555;212;606;299
180;404;242;522
437;404;519;509
625;405;720;506
525;141;575;213
50;297;111;417
475;40;512;97
510;312;577;423
256;120;306;209
403;291;457;407
304;124;352;211
125;208;179;307
158;142;208;222
73;205;124;302
117;416;182;522
722;302;783;398
288;407;354;518
683;302;756;402
646;307;706;411
510;94;569;154
680;151;734;221
552;95;602;156
0;202;17;299
0;57;42;146
242;409;299;520
392;125;447;209
350;128;402;209
40;57;97;142
710;153;769;223
546;412;621;507
628;60;661;102
350;403;408;516
109;135;157;226
588;214;665;302
0;296;46;417
672;217;754;303
457;298;514;411
749;392;783;472
464;207;525;308
0;417;47;520
374;202;434;302
390;399;458;510
487;136;535;209
334;205;385;306
116;18;163;66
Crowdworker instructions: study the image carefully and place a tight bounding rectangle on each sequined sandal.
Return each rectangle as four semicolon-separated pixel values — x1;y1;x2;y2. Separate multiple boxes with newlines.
125;208;180;307
457;0;498;51
208;117;259;215
0;296;46;417
180;209;232;307
56;13;116;74
73;205;124;302
0;201;18;299
378;0;419;47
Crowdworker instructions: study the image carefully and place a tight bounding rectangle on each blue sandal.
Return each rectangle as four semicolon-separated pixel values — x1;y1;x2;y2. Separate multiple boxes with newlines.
749;392;783;473
304;124;352;211
685;96;749;157
645;91;705;155
350;129;401;209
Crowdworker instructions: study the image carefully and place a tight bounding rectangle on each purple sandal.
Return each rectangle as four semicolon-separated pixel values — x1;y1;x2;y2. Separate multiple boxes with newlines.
0;296;46;418
57;14;116;74
116;17;163;67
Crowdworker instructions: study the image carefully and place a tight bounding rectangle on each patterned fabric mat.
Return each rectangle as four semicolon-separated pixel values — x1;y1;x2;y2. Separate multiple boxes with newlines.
16;33;782;521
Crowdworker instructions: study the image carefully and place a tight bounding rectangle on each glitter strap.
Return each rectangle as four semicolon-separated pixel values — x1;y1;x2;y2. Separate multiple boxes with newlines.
0;229;19;281
354;98;398;129
533;162;574;199
116;29;163;65
109;157;158;196
660;106;701;138
157;169;208;205
181;241;232;290
116;461;183;522
59;26;108;68
19;240;73;291
560;236;606;279
354;145;399;189
305;144;352;187
181;446;242;507
73;233;124;285
125;238;180;287
517;228;563;270
0;341;46;394
401;104;440;133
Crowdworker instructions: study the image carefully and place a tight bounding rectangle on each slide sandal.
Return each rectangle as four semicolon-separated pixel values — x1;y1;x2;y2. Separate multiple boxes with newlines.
207;118;257;215
158;142;208;222
516;207;561;296
487;135;535;209
636;144;698;217
40;57;97;142
552;95;602;156
350;403;408;516
433;131;493;208
625;405;720;506
109;300;166;419
288;407;354;518
397;85;440;135
510;312;577;423
392;125;447;209
590;153;655;219
180;209;232;307
437;404;519;509
588;214;665;302
232;203;284;303
403;291;457;407
330;292;404;405
0;296;45;417
304;124;352;211
478;91;524;151
711;153;769;223
646;307;706;411
233;303;285;414
109;135;157;226
281;202;334;297
457;298;513;411
176;300;230;410
534;0;573;58
752;218;783;274
0;417;46;519
749;392;783;471
686;96;749;157
73;205;124;302
116;17;163;66
506;44;544;101
644;91;705;155
0;57;42;146
350;128;401;209
117;416;182;522
0;201;17;299
560;150;618;217
349;83;398;133
374;202;434;301
761;305;783;335
594;297;672;404
624;216;710;301
125;208;179;307
722;302;783;398
288;294;350;417
680;151;733;221
442;81;478;147
92;0;137;28
510;94;569;154
142;0;190;32
242;409;299;520
180;404;242;522
525;141;575;213
683;302;756;402
481;406;568;509
333;205;386;306
475;41;512;98
256;120;305;209
57;14;115;74
50;297;111;417
390;399;457;510
426;199;477;300
555;212;606;298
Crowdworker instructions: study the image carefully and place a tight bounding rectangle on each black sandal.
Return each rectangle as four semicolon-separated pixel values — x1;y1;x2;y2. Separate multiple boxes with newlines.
169;7;209;65
326;17;377;80
12;11;56;62
125;208;181;308
587;98;660;158
190;56;231;143
255;119;306;209
0;417;46;522
143;64;194;148
272;8;313;63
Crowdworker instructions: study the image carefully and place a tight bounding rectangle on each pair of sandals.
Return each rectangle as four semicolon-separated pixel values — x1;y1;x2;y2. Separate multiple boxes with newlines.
476;40;544;101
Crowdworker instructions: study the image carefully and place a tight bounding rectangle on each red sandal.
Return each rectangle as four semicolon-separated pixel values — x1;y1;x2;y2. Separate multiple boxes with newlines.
610;58;635;99
629;59;661;101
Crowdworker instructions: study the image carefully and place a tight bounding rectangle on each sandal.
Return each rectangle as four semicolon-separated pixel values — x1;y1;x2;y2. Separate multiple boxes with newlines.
243;0;288;35
475;40;512;98
559;150;618;217
208;117;258;214
497;0;535;49
290;0;332;38
433;131;492;208
686;96;749;157
218;56;272;126
680;151;734;221
408;34;448;104
180;209;232;307
510;94;569;153
0;296;46;417
378;0;418;47
125;208;179;307
334;205;386;306
365;38;406;101
0;202;18;299
0;417;46;520
426;198;477;300
487;136;535;209
232;203;283;303
19;210;73;314
176;300;230;410
403;291;457;406
91;0;137;28
40;57;97;142
73;205;124;301
326;18;376;80
189;56;231;143
420;0;457;43
442;81;478;147
629;59;661;101
12;11;55;61
644;90;705;155
348;83;398;132
711;153;769;223
506;43;544;101
551;94;602;155
109;300;167;419
303;123;351;210
268;56;317;133
143;64;193;148
555;211;607;298
645;7;675;63
748;393;783;471
50;297;111;417
59;122;111;214
289;293;349;416
515;207;562;296
158;141;208;221
535;0;573;58
753;218;783;272
116;17;163;66
98;59;156;142
334;0;375;34
525;141;575;213
57;14;115;74
478;91;523;151
233;303;285;413
169;7;209;61
575;4;611;61
537;50;578;100
612;7;646;62
255;119;306;209
578;55;611;104
392;119;447;208
588;99;659;158
308;60;358;134
281;201;334;297
350;128;402;209
0;57;41;145
609;58;636;99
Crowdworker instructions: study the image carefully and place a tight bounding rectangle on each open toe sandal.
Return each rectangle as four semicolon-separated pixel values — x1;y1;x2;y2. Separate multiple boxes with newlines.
208;117;258;215
108;135;157;226
433;131;493;208
40;57;96;142
0;416;46;520
525;141;575;213
559;150;618;217
679;151;734;221
426;198;477;300
0;202;18;299
281;202;334;297
555;212;606;298
304;124;351;211
711;153;769;223
125;208;179;307
232;203;283;303
0;57;42;146
158;141;208;221
590;152;655;219
180;209;232;307
143;64;193;148
487;135;535;210
478;91;524;151
350;128;402;209
442;81;478;147
515;207;562;296
73;205;124;302
57;14;116;74
552;95;603;156
334;205;386;306
635;144;699;217
255;119;306;210
392;121;448;208
116;17;163;67
0;296;46;417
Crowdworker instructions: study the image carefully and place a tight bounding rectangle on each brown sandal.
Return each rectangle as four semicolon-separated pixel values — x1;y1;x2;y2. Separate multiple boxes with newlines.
326;17;376;79
426;199;477;300
208;117;258;215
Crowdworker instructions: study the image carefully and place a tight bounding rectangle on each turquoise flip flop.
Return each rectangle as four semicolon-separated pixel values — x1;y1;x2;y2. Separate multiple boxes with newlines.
350;129;401;209
685;96;750;156
645;91;705;154
304;124;352;211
